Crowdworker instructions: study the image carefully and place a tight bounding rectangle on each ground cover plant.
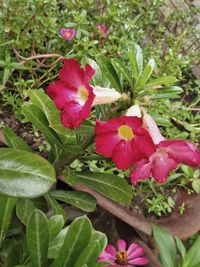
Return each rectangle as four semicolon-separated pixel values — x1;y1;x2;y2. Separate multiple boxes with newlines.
0;1;200;266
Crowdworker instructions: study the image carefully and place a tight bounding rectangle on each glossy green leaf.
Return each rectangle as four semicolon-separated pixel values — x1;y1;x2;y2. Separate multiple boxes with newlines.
96;55;122;91
147;86;183;100
45;193;67;223
135;59;155;90
91;230;107;254
183;235;200;267
152;224;177;267
64;169;133;205
51;216;92;267
3;127;32;151
27;209;49;267
142;76;177;89
28;90;93;138
48;227;68;259
74;240;99;267
111;58;134;88
50;190;96;212
49;215;64;241
0;196;18;247
0;148;56;198
22;103;65;162
83;58;106;86
16;199;36;225
128;43;143;80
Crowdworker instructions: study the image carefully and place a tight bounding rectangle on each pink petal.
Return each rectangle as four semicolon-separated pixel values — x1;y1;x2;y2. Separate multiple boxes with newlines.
60;28;75;40
59;59;85;88
98;250;115;263
152;152;178;183
160;140;200;167
117;239;127;251
127;243;140;257
143;112;165;145
95;132;120;157
105;245;116;256
134;130;156;158
128;247;145;260
47;80;76;110
84;64;95;83
61;101;82;128
130;160;152;186
95;118;122;134
121;116;143;131
112;140;138;170
128;257;149;265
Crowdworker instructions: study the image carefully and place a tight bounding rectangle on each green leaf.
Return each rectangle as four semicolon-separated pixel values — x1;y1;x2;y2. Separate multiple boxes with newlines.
48;227;68;259
91;230;107;254
135;59;155;90
64;169;133;205
128;43;143;80
175;237;186;260
50;190;96;212
147;86;183;100
22;103;65;162
27;90;72;137
111;58;134;88
45;193;67;223
51;216;92;267
16;199;36;225
96;55;122;91
192;179;200;193
183;235;200;267
0;196;18;247
152;224;177;267
142;76;177;89
27;209;49;267
49;215;64;241
83;58;107;86
3;127;32;151
74;240;99;267
0;148;56;198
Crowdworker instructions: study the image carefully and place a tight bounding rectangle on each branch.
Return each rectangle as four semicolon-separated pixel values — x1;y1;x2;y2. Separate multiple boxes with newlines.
58;176;152;236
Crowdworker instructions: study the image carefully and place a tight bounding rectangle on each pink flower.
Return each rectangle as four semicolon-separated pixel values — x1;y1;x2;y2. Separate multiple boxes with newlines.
96;23;107;35
47;59;95;128
95;116;155;170
98;239;149;267
60;28;76;40
131;140;200;185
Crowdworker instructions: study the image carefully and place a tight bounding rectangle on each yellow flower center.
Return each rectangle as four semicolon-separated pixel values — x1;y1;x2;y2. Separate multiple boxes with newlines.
65;31;71;37
116;250;128;265
118;125;134;140
77;86;89;105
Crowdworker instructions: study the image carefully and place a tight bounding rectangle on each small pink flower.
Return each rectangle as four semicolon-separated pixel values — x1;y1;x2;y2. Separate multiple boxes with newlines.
95;116;155;170
131;140;200;185
98;239;149;267
96;23;107;35
47;59;95;128
60;28;75;40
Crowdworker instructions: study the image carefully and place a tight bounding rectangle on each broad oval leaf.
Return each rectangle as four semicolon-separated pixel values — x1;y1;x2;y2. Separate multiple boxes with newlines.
27;209;49;267
50;190;96;212
64;169;133;205
49;215;64;241
16;199;36;225
51;216;92;267
48;227;68;259
0;148;56;198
